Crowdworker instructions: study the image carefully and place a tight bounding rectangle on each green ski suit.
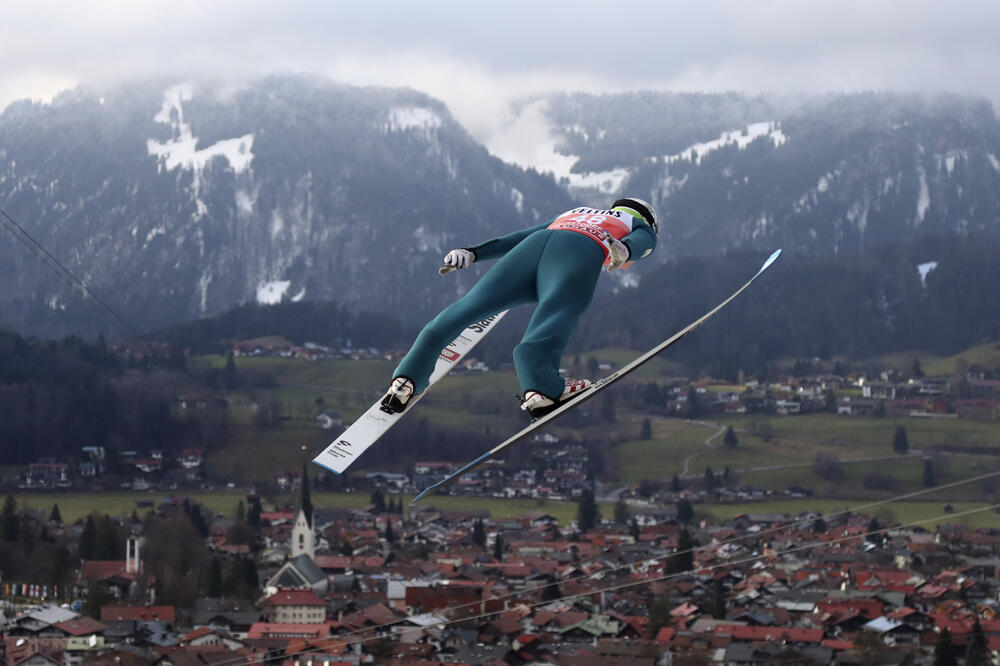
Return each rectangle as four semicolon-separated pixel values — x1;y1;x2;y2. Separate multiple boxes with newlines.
393;206;657;400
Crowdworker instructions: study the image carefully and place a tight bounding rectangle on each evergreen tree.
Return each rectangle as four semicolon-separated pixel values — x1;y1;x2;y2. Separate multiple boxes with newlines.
1;496;18;542
667;528;695;574
966;620;988;666
493;533;504;562
49;503;62;525
671;473;682;493
912;357;925;379
866;517;883;546
189;505;209;538
676;498;694;525
82;579;113;620
923;457;937;487
472;519;486;548
685;387;703;418
892;425;909;454
710;579;727;619
247;496;262;529
384;519;395;544
934;628;957;666
236;500;246;524
224;352;237;390
206;557;223;598
613;499;630;525
239;556;259;589
577;489;600;532
811;516;828;533
541;581;562;601
640;418;652;440
704;466;717;492
723;425;738;448
80;515;96;560
370;490;386;514
630;518;640;540
647;595;673;638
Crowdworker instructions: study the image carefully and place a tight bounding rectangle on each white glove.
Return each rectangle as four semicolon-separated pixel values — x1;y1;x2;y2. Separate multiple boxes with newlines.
606;236;631;271
443;248;475;271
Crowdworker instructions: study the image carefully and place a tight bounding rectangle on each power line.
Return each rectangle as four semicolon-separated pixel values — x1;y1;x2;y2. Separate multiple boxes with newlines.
207;471;1000;665
0;204;146;342
241;502;1000;665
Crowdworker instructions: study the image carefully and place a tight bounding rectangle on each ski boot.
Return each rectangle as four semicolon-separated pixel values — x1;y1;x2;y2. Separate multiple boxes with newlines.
521;378;592;421
380;376;416;414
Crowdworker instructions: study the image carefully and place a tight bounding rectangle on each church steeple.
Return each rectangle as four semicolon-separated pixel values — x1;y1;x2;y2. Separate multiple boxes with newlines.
297;454;313;528
291;448;315;558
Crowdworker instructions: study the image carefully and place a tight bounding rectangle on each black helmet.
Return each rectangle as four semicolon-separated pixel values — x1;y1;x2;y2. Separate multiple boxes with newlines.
612;197;657;235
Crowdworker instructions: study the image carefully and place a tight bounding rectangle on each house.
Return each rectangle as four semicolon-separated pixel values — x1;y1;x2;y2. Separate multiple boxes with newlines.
837;398;878;416
177;627;245;650
191;600;260;639
862;616;920;645
862;381;897;400
24;461;71;489
261;589;327;624
5;605;80;637
177;449;204;469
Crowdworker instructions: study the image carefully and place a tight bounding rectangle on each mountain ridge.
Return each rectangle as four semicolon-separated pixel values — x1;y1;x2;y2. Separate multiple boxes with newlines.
1;77;999;339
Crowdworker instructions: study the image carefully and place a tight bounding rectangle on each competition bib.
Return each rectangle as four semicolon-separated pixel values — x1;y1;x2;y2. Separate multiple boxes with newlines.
547;207;635;262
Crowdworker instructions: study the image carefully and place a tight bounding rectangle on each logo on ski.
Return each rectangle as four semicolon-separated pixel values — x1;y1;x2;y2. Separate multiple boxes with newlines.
467;314;500;334
324;440;353;459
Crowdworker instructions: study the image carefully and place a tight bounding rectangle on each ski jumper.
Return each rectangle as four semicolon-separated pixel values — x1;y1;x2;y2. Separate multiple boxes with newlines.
392;207;657;399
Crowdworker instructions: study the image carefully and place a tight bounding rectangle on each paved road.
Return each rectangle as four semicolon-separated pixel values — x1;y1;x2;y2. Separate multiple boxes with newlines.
681;422;727;477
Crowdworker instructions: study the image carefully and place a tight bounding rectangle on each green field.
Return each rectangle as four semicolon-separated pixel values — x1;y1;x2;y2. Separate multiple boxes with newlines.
923;341;1000;376
11;490;610;526
611;411;1000;502
700;499;1000;529
15;487;998;530
614;420;718;482
183;353;1000;505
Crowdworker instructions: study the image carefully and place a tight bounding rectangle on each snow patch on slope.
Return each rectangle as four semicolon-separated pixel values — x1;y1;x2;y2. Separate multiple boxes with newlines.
257;281;291;305
916;165;930;224
661;122;786;166
147;84;254;175
917;261;937;287
387;107;442;133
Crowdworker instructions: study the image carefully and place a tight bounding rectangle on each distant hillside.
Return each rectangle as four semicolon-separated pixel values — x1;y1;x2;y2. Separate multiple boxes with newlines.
2;79;999;342
157;236;1000;381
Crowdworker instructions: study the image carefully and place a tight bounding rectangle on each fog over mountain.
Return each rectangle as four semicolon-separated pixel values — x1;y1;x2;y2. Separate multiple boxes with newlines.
1;75;998;339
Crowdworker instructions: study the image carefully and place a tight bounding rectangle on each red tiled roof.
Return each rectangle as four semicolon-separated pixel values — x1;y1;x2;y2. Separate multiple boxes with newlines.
715;624;824;643
655;627;677;645
52;617;107;636
180;627;214;642
80;561;129;581
247;622;333;639
262;589;326;607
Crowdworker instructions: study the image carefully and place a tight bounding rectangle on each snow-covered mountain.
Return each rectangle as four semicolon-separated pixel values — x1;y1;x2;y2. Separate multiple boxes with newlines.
0;76;572;337
500;91;1000;257
1;78;999;338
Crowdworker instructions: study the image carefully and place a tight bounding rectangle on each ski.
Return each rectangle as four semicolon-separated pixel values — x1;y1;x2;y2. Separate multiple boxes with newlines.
312;310;508;474
412;249;782;504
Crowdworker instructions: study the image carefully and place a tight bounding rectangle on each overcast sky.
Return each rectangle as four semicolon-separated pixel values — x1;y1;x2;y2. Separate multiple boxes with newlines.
3;0;1000;145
